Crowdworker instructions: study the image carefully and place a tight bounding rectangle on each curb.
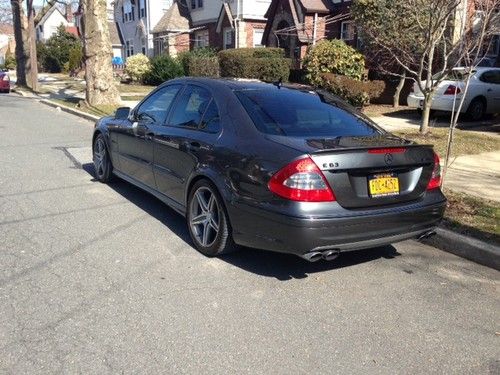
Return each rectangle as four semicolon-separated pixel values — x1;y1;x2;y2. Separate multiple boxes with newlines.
38;99;100;122
12;88;99;122
422;227;500;271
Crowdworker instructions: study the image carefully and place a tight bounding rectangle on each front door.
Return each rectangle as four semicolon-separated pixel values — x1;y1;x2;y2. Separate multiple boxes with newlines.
113;84;182;187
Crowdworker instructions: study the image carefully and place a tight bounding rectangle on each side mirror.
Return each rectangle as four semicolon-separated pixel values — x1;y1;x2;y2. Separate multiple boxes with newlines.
115;107;131;120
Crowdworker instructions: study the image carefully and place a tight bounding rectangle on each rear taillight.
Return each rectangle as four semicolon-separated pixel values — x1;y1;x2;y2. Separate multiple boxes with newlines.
268;157;335;202
443;85;461;95
427;152;442;190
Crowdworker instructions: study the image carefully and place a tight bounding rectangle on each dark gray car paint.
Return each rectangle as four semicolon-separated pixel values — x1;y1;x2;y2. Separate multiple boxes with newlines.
93;77;446;257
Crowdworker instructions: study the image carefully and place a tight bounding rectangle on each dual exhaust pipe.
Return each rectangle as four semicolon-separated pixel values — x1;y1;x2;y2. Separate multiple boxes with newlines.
302;249;340;262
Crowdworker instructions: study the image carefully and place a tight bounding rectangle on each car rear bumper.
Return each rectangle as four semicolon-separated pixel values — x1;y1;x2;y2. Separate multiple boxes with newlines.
228;192;446;257
407;94;467;113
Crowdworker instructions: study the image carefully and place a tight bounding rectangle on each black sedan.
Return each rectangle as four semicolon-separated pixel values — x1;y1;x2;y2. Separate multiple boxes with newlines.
92;78;446;262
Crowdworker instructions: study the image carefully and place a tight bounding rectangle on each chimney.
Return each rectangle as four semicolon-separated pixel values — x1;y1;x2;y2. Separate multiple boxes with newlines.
66;3;73;24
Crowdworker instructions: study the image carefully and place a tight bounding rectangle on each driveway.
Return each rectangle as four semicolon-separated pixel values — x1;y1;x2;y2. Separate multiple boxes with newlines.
0;94;499;374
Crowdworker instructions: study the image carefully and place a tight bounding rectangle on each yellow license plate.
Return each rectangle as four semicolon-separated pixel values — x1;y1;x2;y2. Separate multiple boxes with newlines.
369;174;400;197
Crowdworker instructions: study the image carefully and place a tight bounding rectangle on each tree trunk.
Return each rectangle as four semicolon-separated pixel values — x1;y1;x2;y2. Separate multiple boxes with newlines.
393;72;406;108
81;0;120;106
10;0;28;87
26;0;38;91
420;94;432;134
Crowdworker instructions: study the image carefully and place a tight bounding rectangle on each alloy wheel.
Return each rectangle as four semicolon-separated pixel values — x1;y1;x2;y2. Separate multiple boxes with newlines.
189;187;221;248
93;137;107;179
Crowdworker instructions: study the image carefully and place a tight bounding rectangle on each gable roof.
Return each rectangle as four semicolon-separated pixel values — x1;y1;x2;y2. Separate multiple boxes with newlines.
35;4;67;26
152;0;191;34
216;3;234;33
109;21;124;46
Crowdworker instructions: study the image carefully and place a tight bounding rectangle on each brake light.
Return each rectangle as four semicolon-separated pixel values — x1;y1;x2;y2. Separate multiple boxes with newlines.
368;148;406;154
443;85;461;95
427;152;442;190
268;157;335;202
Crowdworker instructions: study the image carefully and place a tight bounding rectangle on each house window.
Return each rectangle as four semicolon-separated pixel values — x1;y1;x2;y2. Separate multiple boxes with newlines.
191;0;202;10
140;0;146;18
124;1;132;22
194;30;209;48
223;28;233;50
131;6;135;21
126;40;134;57
141;37;146;54
253;29;264;47
341;21;355;41
155;38;164;56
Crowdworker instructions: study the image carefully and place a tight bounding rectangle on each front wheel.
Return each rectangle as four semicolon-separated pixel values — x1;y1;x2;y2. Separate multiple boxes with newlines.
93;134;113;182
187;180;237;257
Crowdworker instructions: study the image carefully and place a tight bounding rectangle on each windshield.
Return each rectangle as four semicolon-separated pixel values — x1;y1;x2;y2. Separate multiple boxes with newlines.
235;88;382;137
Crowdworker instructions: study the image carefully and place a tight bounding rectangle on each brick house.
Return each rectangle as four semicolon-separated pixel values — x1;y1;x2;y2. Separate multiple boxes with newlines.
151;0;271;57
262;0;356;66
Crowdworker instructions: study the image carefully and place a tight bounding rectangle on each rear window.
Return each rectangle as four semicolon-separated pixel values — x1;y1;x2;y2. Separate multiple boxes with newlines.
235;88;381;137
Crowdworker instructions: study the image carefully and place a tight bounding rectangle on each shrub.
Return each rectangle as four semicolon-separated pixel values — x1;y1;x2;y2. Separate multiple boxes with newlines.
188;56;220;77
319;73;386;108
125;53;151;83
68;46;83;73
303;40;365;85
144;55;184;85
218;48;290;81
38;25;82;73
4;50;16;70
178;47;217;75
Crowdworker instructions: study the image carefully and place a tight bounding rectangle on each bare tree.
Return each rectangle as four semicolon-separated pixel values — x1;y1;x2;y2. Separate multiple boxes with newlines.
10;0;28;86
80;0;120;106
26;0;38;91
0;0;13;24
442;0;500;186
353;0;470;134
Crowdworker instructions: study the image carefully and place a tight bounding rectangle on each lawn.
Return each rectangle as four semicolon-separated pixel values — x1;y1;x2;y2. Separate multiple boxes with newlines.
393;127;499;158
117;83;154;95
442;189;499;245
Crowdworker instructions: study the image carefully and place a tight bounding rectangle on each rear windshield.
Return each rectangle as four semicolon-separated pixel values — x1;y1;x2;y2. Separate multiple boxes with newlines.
441;70;476;81
235;88;381;137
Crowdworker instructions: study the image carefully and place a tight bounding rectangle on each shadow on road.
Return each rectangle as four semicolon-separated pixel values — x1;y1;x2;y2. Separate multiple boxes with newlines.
82;163;401;280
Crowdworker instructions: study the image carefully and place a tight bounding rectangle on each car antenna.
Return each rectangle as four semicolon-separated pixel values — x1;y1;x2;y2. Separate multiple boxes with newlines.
273;78;283;89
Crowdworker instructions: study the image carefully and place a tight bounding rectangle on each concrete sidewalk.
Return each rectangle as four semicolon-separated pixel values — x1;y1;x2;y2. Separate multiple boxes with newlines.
444;151;500;202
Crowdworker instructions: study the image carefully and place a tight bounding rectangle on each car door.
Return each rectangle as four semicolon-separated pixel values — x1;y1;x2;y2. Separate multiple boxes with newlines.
479;70;500;113
153;84;222;204
113;84;182;188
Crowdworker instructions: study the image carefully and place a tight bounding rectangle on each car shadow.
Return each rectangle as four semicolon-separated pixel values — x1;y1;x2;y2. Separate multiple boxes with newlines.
82;162;401;280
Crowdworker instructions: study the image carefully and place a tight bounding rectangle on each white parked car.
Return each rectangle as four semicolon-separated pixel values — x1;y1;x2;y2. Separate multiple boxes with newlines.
407;67;500;121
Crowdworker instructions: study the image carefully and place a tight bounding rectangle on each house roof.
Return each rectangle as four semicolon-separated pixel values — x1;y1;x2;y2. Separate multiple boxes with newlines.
300;0;335;13
216;3;234;33
108;21;124;46
152;0;191;34
0;24;14;36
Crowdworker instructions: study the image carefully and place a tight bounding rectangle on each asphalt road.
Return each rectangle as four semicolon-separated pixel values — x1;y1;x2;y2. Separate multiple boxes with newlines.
0;93;499;374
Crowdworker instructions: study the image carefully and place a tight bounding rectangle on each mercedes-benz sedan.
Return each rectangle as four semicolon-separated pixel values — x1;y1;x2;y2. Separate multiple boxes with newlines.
92;78;446;261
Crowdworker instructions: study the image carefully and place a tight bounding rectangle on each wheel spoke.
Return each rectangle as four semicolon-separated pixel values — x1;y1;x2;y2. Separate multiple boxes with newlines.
208;194;216;212
196;191;209;212
202;222;210;246
209;217;219;232
191;213;206;225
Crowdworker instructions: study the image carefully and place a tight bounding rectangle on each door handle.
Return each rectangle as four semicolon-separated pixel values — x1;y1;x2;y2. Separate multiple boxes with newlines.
145;132;155;140
487;88;492;92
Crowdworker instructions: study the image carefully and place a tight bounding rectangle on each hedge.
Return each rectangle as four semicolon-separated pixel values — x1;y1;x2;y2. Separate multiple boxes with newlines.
188;56;220;77
144;55;184;85
218;48;290;81
320;73;385;108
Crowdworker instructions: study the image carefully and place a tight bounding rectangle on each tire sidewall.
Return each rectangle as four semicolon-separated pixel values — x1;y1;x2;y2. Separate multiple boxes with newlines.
93;134;112;182
468;99;485;121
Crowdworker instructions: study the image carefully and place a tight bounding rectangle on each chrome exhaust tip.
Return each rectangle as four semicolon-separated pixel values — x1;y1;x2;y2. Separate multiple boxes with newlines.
302;252;323;262
323;249;340;261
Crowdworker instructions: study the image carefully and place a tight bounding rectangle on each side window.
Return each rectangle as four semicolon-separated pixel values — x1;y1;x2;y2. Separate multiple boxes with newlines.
480;70;500;84
200;99;221;133
169;85;214;129
136;84;182;124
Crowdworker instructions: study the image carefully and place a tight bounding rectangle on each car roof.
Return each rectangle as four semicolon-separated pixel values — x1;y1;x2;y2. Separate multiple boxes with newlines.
163;77;314;92
453;66;500;72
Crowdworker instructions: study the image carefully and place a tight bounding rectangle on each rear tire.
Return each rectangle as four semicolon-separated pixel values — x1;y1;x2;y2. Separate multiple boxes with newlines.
187;180;238;257
467;98;486;121
93;134;113;182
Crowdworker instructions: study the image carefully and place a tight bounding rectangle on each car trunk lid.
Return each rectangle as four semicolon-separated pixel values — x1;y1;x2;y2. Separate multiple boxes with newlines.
267;134;436;208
